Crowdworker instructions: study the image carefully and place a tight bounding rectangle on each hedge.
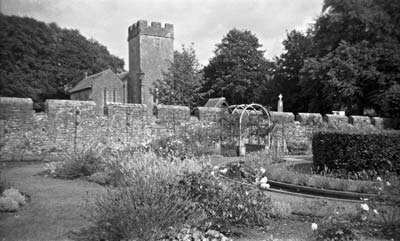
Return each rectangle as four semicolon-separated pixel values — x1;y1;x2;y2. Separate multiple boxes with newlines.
312;131;400;174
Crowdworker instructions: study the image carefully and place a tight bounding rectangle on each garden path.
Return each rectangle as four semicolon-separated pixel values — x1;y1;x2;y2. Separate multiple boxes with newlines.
0;163;104;241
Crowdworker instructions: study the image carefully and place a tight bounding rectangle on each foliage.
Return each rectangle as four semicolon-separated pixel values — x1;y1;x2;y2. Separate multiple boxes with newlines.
150;121;222;159
202;28;272;105
233;157;377;193
74;183;199;241
312;130;400;175
286;140;309;155
267;30;314;112
44;145;107;179
315;177;400;241
365;177;400;233
268;0;400;116
179;169;273;231
72;149;204;241
0;14;124;110
152;45;204;114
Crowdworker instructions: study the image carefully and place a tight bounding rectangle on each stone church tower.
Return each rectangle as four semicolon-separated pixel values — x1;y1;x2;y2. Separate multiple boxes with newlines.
127;20;174;113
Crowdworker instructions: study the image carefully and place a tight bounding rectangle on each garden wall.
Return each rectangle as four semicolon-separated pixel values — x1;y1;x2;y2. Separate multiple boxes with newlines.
0;97;399;161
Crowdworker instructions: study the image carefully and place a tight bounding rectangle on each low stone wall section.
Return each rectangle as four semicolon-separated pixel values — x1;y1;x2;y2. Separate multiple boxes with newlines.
324;114;349;128
296;113;323;126
349;115;373;129
197;107;228;122
269;111;295;124
1;97;400;161
154;104;190;122
371;117;400;129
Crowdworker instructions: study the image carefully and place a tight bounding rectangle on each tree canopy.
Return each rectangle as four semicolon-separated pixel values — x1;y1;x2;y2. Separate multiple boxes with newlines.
271;0;400;116
151;45;203;113
0;14;124;110
202;29;272;105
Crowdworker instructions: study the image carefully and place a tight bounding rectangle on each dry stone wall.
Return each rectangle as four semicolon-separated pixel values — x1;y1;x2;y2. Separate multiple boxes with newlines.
1;97;399;161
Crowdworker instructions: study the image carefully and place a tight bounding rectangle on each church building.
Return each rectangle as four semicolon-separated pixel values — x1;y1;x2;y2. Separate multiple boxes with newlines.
70;20;174;114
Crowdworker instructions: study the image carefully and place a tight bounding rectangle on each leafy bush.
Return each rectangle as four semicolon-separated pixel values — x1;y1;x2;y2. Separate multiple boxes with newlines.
44;145;107;179
105;150;205;186
287;141;309;155
73;150;204;241
313;130;400;175
179;169;273;231
151;122;221;159
74;185;199;241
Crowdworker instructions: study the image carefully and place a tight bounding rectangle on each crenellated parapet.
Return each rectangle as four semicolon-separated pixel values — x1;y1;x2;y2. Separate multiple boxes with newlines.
128;20;174;41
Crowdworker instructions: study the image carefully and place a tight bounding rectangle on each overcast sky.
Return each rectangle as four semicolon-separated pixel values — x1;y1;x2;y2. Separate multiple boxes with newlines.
1;0;323;68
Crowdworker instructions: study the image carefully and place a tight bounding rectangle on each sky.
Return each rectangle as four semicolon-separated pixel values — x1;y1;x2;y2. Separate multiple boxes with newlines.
1;0;324;68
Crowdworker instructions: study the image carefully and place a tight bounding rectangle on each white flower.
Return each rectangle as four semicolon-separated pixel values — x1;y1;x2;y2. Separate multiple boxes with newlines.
260;183;270;189
386;181;391;186
311;223;318;231
238;204;244;209
220;168;228;174
245;191;249;196
373;209;379;215
211;171;215;176
260;176;268;184
376;177;382;182
260;167;266;174
361;203;369;211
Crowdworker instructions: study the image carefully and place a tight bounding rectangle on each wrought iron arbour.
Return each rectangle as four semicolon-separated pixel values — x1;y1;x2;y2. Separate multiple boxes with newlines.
228;103;272;155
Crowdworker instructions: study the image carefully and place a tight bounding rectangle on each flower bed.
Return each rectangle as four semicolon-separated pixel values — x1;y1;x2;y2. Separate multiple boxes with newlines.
218;158;378;195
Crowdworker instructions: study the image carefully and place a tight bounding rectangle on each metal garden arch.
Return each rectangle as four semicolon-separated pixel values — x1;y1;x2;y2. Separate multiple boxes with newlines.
229;103;271;155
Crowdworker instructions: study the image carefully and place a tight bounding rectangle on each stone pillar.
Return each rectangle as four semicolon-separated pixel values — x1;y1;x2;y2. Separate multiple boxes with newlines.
277;94;283;112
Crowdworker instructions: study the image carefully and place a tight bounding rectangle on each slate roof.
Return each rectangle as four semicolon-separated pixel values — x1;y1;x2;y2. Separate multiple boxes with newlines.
204;97;229;107
117;72;129;82
69;69;114;93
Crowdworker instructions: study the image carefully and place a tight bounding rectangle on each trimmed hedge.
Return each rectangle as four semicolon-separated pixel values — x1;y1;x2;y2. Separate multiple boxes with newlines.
312;131;400;174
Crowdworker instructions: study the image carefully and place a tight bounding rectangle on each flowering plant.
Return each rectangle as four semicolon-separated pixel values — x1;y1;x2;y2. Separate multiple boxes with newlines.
357;176;400;239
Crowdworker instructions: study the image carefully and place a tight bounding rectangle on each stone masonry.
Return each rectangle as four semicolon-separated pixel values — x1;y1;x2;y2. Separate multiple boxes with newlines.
0;96;399;161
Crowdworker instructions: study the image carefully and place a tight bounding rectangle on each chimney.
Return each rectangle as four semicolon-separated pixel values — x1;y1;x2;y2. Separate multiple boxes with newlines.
84;72;88;78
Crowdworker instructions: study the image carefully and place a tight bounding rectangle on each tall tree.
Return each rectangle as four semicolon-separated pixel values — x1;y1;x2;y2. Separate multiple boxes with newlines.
151;45;203;113
300;0;400;115
0;14;124;110
267;30;313;112
202;29;271;105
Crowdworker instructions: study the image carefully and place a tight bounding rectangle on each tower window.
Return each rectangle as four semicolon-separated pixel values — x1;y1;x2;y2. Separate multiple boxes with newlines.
113;89;116;102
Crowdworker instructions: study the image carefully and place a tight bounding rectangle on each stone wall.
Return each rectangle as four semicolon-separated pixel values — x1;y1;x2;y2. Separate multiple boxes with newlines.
155;104;190;122
1;97;399;161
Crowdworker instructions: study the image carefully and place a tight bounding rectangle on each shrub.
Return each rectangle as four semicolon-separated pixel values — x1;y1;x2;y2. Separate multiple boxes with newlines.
73;150;204;241
106;150;205;186
313;130;400;175
287;141;309;155
75;184;199;241
44;144;107;179
179;169;273;231
270;200;292;218
151;122;221;159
